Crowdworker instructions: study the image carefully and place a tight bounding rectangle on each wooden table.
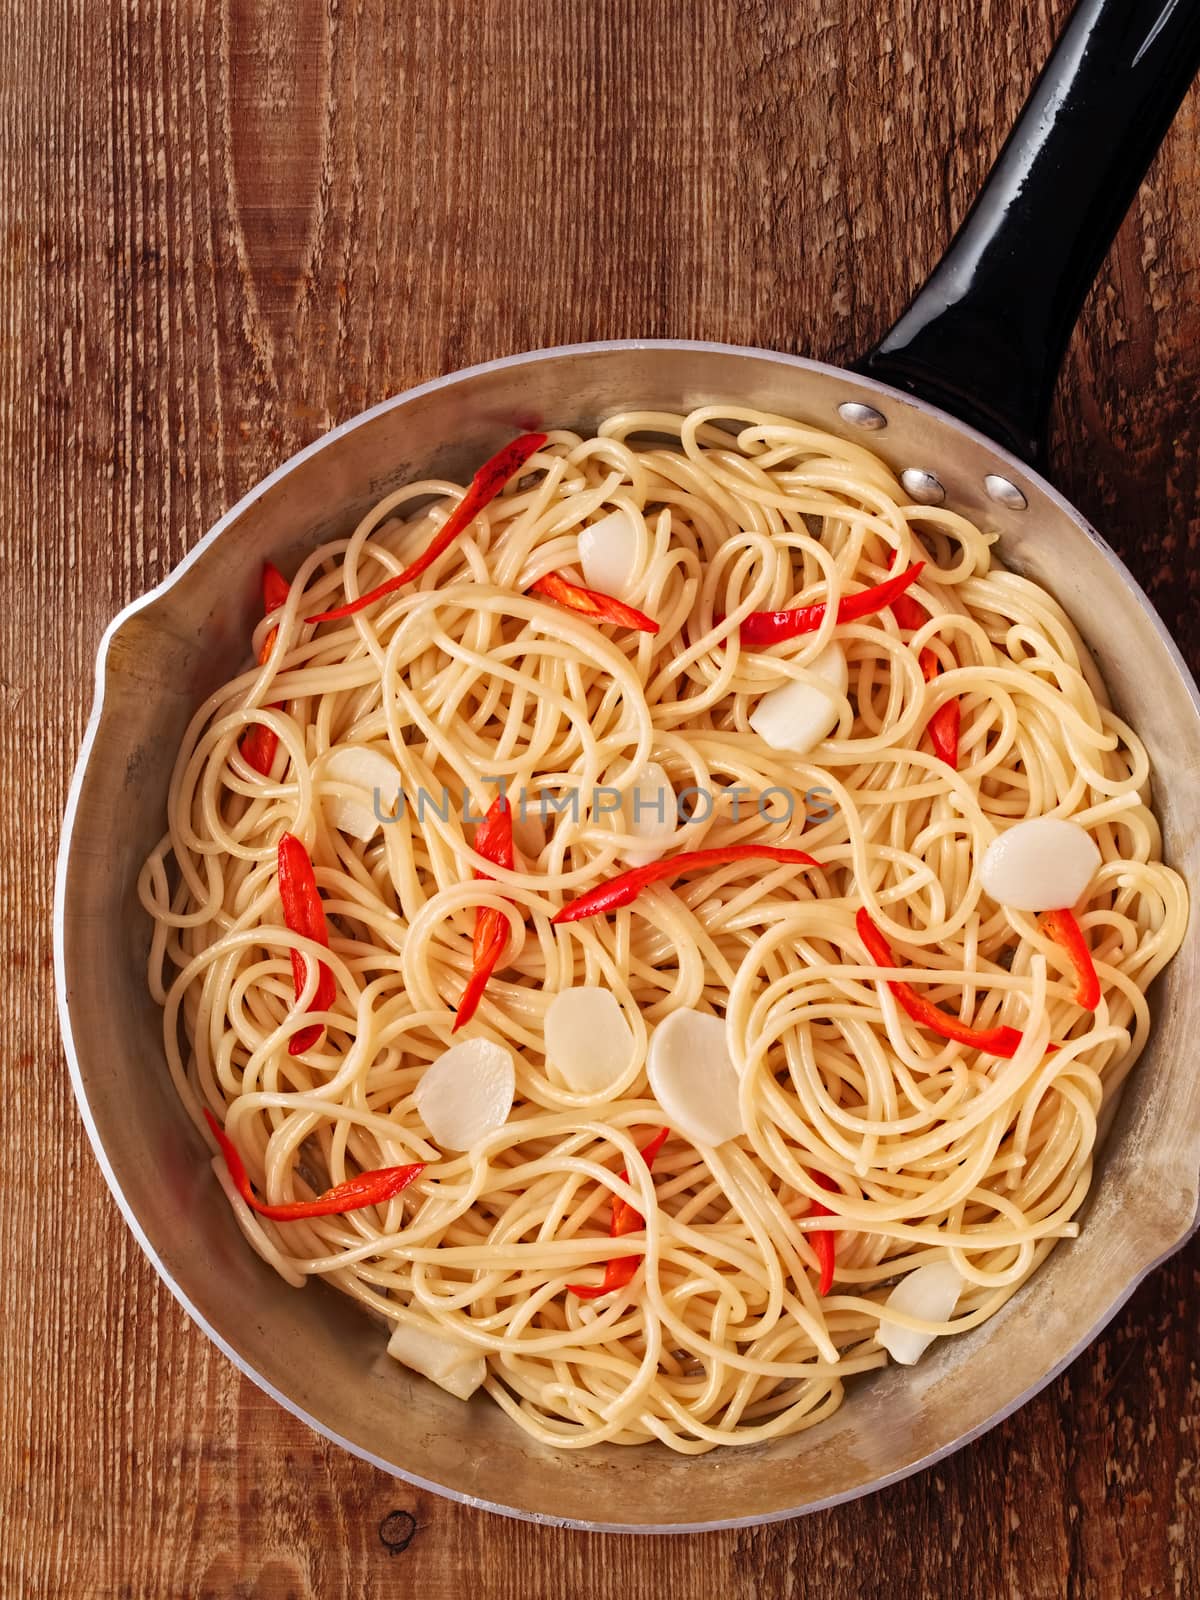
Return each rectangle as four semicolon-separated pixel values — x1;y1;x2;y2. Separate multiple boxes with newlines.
6;2;1199;1594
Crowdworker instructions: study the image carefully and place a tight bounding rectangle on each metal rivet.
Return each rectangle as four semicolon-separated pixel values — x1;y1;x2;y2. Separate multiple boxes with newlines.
837;401;887;431
984;474;1028;511
900;468;946;506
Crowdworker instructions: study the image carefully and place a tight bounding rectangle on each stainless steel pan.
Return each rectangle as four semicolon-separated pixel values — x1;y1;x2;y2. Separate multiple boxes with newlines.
55;0;1200;1530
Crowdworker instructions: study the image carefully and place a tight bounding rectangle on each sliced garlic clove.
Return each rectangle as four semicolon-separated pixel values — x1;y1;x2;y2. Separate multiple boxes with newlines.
647;1009;743;1147
876;1259;964;1366
414;1038;515;1151
323;744;403;841
544;986;636;1094
578;508;643;600
622;761;678;867
386;1320;487;1400
980;817;1101;911
748;640;848;755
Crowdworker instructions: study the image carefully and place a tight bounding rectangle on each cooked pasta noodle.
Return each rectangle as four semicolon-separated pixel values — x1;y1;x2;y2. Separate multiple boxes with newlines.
139;406;1187;1451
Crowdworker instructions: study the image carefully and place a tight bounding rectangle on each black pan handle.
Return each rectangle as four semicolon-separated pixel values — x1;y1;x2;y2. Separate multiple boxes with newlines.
857;0;1200;463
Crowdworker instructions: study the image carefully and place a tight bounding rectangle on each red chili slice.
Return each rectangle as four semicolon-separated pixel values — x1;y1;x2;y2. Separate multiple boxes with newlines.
552;845;819;925
454;796;519;1033
204;1109;424;1222
1039;907;1101;1010
307;433;547;623
740;562;924;647
855;907;1023;1057
568;1127;671;1300
277;833;337;1054
528;571;660;634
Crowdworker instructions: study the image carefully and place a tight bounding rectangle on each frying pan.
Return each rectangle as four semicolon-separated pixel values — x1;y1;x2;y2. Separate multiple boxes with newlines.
55;0;1200;1530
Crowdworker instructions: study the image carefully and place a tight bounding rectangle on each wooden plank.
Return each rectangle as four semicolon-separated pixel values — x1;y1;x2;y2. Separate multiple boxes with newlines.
2;0;1197;1594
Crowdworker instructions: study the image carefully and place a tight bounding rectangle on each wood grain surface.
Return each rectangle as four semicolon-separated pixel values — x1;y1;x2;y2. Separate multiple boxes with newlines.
4;1;1198;1595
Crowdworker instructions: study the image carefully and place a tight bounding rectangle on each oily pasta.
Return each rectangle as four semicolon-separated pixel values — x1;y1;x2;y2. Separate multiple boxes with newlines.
139;406;1187;1452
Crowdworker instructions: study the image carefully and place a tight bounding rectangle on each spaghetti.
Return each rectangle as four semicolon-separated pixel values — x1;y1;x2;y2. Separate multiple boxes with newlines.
139;407;1186;1452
